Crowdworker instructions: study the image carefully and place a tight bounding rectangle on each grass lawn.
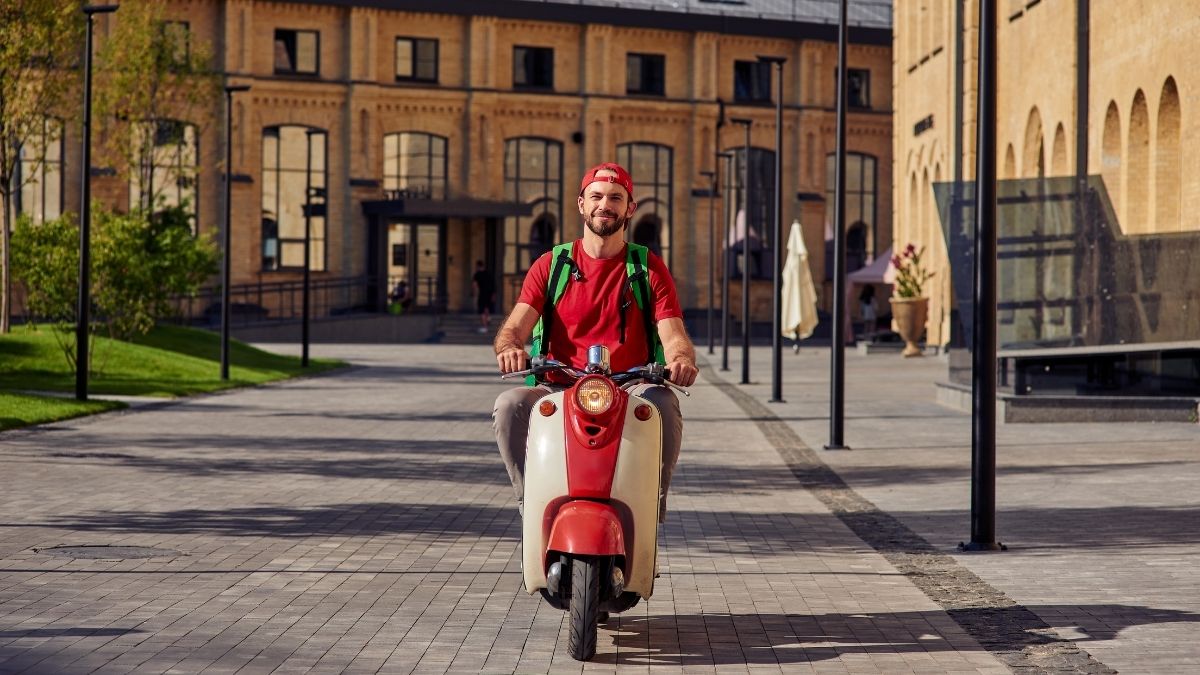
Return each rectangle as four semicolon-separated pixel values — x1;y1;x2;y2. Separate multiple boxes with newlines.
0;324;344;429
0;391;125;432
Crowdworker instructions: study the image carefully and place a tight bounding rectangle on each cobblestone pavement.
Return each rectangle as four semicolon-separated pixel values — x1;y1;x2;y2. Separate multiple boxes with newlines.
0;342;1195;674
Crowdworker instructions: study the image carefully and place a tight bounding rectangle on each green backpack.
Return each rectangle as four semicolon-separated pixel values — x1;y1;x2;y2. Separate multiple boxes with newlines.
526;242;666;385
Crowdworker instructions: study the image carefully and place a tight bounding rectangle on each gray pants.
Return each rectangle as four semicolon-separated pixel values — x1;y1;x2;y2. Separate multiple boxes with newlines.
492;383;682;522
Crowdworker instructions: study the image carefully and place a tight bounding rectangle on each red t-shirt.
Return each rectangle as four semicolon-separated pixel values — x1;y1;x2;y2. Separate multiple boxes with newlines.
518;241;683;373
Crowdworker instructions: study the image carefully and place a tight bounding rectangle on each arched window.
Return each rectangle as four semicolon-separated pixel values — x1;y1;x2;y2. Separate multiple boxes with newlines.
727;146;776;278
383;132;447;199
261;125;327;271
824;152;877;275
503;137;562;274
130;119;199;228
15;117;64;223
1156;77;1181;232
617;142;673;265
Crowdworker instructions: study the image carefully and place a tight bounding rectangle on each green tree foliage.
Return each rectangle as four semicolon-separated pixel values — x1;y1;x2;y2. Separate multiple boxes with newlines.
0;0;84;333
11;205;219;373
94;0;221;213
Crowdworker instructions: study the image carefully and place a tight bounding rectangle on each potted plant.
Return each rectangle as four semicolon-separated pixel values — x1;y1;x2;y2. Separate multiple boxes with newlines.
889;243;934;357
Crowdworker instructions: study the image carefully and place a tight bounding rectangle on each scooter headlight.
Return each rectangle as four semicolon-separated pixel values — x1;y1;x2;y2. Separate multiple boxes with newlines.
576;378;614;415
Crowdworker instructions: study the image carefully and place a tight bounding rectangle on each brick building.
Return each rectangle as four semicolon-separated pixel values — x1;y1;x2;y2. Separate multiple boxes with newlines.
894;0;1200;352
23;0;894;326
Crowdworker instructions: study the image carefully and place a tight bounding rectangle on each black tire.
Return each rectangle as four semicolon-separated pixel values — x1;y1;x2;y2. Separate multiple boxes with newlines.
567;556;600;661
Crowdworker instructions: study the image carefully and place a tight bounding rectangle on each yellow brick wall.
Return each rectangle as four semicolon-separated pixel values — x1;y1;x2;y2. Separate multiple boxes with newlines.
69;1;893;319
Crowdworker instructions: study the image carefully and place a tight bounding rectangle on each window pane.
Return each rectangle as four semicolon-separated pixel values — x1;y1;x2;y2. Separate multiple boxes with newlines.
296;32;317;73
627;55;641;92
513;48;528;86
864;157;876;190
396;39;413;77
274;32;293;71
847;155;863;191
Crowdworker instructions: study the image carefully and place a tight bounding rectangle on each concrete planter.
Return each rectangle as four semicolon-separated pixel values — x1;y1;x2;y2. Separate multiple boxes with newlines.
890;296;928;357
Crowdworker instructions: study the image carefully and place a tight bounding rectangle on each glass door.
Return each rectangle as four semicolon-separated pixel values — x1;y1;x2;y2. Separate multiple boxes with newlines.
386;220;444;310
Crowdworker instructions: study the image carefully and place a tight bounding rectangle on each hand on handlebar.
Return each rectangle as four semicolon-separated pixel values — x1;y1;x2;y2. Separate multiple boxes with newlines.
666;359;698;387
496;347;529;375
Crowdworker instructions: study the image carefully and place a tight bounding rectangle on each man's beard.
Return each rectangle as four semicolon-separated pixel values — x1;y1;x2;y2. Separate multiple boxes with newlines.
584;208;629;238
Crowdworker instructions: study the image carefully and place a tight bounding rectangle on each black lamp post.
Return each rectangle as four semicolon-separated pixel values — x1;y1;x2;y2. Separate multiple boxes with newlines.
759;55;786;403
961;0;1004;552
825;0;851;450
701;169;716;355
302;129;317;368
76;3;118;402
718;151;734;371
220;84;250;381
730;118;753;385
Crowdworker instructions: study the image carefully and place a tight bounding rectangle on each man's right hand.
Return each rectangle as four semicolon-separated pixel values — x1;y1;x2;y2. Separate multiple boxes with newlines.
497;347;530;374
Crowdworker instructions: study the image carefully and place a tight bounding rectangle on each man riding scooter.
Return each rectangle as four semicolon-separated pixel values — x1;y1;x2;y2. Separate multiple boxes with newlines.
492;162;698;522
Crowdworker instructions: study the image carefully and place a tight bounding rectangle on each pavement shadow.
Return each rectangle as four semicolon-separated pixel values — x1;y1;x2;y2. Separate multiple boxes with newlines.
31;502;519;539
592;605;1200;666
0;627;141;639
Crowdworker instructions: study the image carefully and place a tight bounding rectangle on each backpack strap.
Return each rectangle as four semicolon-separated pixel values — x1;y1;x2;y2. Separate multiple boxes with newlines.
626;243;666;365
527;242;576;385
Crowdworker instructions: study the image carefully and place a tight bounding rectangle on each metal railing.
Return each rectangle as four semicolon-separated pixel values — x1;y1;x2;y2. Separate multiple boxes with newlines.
170;275;377;328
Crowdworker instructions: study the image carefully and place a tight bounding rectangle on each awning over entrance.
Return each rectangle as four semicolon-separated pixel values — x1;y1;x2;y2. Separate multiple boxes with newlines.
361;197;533;219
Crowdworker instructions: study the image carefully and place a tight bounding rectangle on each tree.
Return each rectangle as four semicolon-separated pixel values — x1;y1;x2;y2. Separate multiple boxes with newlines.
0;0;83;333
11;204;219;373
93;0;220;220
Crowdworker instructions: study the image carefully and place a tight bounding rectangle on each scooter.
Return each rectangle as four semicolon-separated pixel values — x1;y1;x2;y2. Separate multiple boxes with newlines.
503;345;688;661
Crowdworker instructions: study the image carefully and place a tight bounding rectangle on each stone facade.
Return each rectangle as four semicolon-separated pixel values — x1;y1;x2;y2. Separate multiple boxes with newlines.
894;0;1200;346
58;0;893;322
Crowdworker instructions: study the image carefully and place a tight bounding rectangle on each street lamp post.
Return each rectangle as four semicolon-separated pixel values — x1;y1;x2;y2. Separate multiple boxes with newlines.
731;118;753;385
302;130;317;368
825;0;851;450
220;84;250;381
759;55;787;403
76;3;118;401
701;169;716;355
718;151;733;371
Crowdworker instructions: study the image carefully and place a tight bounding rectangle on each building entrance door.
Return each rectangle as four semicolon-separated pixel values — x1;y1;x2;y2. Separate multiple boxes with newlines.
387;220;445;310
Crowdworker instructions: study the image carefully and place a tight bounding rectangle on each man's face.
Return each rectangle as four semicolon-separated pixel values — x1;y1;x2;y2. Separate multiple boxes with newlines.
578;172;636;238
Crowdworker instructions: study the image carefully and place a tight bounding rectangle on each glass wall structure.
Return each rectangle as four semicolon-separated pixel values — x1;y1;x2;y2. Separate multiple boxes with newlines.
725;146;775;278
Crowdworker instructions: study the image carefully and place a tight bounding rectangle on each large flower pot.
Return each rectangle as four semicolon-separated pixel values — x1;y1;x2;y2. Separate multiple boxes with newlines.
890;297;928;357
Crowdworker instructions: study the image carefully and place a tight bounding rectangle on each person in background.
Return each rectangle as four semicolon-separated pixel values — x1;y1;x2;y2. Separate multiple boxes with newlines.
472;260;496;333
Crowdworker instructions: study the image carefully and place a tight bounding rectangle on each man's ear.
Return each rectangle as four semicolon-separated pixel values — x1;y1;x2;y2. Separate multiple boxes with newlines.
626;200;638;218
577;195;586;214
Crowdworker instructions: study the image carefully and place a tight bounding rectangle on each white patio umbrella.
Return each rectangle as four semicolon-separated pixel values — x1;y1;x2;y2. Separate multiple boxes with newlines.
781;220;819;344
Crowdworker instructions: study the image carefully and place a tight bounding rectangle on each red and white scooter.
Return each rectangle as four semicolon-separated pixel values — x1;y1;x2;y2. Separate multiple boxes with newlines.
503;345;688;661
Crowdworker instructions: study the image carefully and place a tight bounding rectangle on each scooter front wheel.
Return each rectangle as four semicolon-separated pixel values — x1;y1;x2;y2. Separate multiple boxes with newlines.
567;556;600;661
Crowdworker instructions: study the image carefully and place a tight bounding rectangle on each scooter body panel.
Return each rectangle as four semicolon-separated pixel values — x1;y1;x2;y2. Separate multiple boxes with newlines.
523;390;662;599
609;394;661;597
523;392;568;593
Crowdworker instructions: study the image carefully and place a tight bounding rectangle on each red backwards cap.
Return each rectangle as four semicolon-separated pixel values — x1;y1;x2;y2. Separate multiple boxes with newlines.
579;162;634;200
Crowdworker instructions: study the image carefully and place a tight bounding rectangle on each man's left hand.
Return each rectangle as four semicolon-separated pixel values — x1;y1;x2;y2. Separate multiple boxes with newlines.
666;359;698;387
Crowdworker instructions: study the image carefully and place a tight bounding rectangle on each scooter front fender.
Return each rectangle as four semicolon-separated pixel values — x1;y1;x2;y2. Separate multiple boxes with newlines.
546;501;625;556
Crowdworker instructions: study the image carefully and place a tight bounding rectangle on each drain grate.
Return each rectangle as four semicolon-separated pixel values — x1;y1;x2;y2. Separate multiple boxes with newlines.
36;545;182;560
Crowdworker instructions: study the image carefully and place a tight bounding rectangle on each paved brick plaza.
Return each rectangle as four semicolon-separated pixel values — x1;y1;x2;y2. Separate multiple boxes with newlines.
1;343;1197;673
